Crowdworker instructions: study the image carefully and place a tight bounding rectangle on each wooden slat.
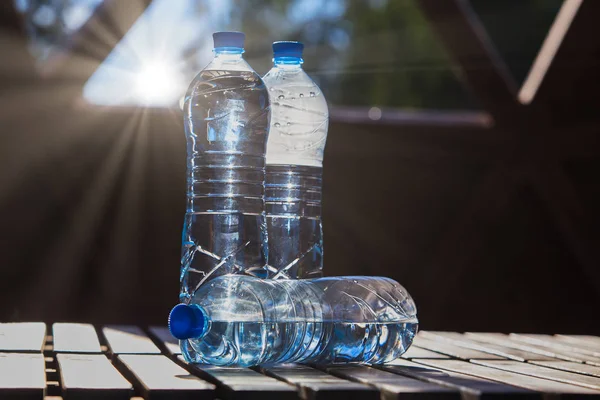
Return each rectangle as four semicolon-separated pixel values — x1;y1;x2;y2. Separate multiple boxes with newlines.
321;365;460;399
510;333;600;358
181;359;298;400
329;106;492;128
400;346;450;359
148;327;180;356
518;0;584;104
530;361;600;379
415;359;600;396
555;335;600;348
419;331;555;361
378;358;540;399
413;336;505;360
473;360;600;390
57;354;132;400
0;323;46;352
523;0;600;122
102;326;160;355
53;323;101;353
116;354;215;400
259;364;378;400
0;353;46;399
465;333;600;366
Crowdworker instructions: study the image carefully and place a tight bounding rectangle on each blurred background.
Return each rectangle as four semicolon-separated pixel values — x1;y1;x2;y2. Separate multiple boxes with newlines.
0;0;598;332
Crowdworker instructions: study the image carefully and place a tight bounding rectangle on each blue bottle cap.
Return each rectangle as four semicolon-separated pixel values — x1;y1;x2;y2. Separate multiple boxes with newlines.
213;31;245;49
168;303;207;340
273;41;304;58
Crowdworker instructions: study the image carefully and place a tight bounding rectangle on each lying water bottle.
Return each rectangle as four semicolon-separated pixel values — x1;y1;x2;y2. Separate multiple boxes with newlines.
170;275;418;366
180;32;271;303
262;41;329;279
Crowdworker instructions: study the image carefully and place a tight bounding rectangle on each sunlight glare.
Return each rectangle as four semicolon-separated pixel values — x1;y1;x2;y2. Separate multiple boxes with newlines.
83;0;217;108
135;62;182;106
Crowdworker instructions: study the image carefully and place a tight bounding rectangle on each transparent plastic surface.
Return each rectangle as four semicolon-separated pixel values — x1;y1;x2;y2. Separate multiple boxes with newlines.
263;55;328;279
175;275;418;366
263;60;328;167
180;45;270;303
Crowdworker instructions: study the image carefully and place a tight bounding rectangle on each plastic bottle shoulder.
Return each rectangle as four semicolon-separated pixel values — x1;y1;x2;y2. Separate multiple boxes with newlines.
263;66;329;167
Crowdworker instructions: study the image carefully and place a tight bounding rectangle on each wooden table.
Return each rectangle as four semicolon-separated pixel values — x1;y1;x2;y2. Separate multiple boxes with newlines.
1;323;600;399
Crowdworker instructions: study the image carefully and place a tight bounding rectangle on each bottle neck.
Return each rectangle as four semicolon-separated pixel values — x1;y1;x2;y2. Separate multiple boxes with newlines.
207;48;250;71
273;56;303;70
214;47;244;60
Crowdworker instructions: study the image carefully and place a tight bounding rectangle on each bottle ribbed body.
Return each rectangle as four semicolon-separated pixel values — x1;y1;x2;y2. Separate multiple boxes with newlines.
265;164;323;279
178;275;418;366
263;61;328;278
180;53;270;303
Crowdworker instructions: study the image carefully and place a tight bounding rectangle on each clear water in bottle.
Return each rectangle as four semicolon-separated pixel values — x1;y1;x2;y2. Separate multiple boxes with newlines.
180;32;270;303
262;41;328;279
170;275;418;366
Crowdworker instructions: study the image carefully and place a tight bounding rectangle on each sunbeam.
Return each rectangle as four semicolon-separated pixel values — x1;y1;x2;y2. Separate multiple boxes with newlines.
134;62;183;106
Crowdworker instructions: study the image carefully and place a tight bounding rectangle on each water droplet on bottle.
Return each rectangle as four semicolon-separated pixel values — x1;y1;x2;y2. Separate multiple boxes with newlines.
286;122;291;126
278;95;285;100
310;92;316;97
270;87;274;91
274;122;281;127
299;93;304;98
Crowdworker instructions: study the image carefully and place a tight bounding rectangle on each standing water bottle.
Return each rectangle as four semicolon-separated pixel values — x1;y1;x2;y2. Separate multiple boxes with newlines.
263;41;328;279
180;32;270;303
170;275;418;366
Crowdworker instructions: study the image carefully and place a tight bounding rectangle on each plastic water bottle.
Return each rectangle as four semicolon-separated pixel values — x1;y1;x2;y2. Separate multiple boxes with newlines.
262;42;329;279
180;32;270;303
170;275;418;366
